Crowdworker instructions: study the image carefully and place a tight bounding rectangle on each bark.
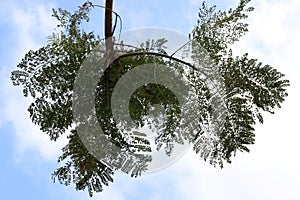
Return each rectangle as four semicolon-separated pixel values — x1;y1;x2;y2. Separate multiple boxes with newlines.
104;0;114;52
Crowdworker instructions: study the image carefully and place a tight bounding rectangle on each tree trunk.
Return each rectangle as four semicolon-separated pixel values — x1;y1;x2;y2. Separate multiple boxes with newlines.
104;0;113;53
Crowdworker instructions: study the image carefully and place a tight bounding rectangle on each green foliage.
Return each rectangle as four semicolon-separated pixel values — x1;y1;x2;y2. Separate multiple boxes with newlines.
189;0;289;167
10;0;289;196
52;130;114;196
192;0;253;59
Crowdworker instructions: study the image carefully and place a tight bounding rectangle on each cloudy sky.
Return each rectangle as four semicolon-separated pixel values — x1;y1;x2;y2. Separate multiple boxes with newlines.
0;0;299;199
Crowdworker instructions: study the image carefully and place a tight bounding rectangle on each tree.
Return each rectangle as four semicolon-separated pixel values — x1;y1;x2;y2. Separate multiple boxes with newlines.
10;0;289;197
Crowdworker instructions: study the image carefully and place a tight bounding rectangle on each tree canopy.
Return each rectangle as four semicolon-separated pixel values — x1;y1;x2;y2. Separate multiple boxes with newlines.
10;0;289;196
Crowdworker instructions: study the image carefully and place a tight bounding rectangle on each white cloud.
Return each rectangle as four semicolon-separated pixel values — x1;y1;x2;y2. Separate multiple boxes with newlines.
9;1;58;60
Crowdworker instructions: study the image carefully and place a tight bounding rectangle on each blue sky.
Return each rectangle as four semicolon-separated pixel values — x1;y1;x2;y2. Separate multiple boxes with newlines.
1;0;300;199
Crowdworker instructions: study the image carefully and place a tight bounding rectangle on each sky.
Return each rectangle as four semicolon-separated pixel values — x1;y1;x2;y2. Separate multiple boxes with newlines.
0;0;300;199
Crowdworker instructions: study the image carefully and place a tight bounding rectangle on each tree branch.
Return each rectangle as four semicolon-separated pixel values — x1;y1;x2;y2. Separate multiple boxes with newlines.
116;51;199;72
